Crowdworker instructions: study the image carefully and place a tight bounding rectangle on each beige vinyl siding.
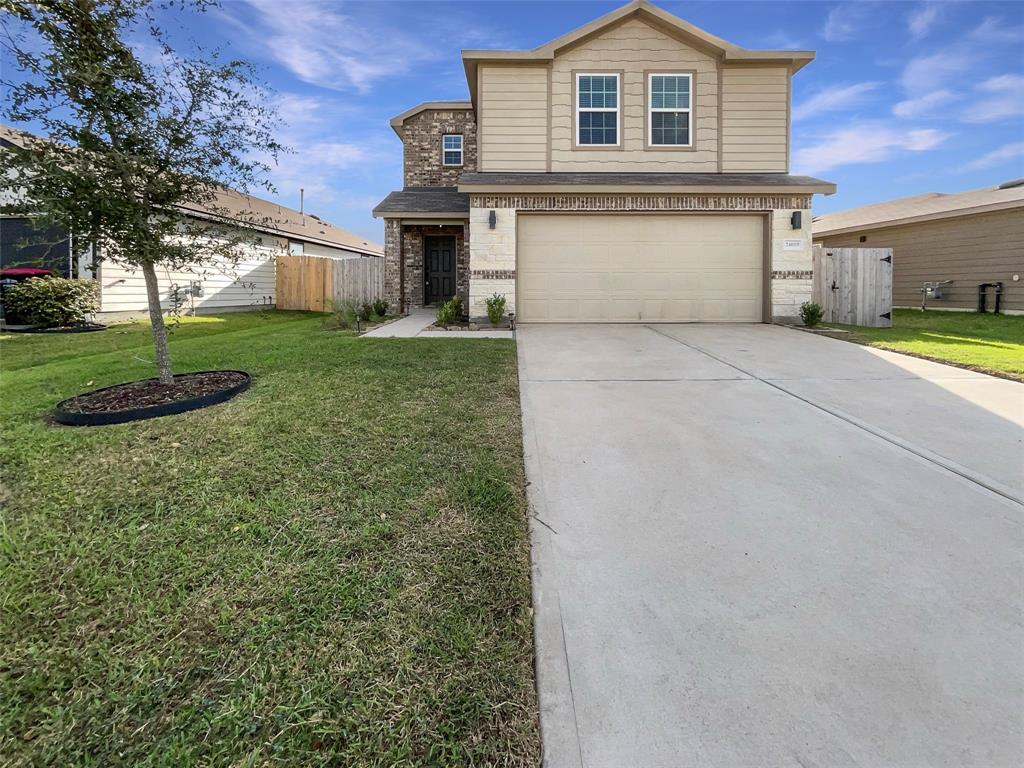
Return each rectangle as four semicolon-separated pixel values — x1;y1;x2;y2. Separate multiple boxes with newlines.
478;65;548;171
304;242;364;259
720;66;789;172
816;209;1024;312
550;18;718;171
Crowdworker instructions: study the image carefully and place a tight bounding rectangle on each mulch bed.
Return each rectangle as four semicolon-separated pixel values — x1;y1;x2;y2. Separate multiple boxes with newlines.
59;371;248;414
5;322;107;334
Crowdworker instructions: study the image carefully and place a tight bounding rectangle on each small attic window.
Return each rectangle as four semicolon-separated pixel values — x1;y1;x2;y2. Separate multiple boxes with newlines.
442;135;463;166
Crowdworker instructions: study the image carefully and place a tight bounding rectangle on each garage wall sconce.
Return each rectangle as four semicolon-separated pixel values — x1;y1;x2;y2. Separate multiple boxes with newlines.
488;210;496;229
790;211;802;230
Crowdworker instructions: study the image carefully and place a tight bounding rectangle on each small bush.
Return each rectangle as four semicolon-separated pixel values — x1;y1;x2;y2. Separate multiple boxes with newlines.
436;295;462;327
358;302;373;322
372;298;388;318
484;293;507;325
800;301;824;328
324;300;358;330
3;277;98;327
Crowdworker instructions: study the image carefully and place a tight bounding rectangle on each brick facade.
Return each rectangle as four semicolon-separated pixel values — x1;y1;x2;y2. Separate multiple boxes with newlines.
386;223;469;314
402;109;478;188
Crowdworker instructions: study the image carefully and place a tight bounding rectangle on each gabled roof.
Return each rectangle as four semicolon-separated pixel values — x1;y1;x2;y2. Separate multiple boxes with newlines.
812;182;1024;237
372;188;470;219
1;124;383;256
462;0;815;105
388;101;473;139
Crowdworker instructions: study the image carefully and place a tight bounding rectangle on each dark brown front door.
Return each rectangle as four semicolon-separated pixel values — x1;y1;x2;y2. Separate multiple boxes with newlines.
424;236;456;305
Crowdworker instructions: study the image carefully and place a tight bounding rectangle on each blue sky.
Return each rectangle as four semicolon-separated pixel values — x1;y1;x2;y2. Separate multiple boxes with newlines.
12;1;1024;244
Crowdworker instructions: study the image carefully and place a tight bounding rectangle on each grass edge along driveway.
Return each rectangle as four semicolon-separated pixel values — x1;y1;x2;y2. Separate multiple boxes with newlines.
0;310;540;766
826;308;1024;381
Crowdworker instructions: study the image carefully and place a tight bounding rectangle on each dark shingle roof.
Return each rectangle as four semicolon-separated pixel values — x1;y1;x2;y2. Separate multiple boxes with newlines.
457;172;835;191
372;187;470;217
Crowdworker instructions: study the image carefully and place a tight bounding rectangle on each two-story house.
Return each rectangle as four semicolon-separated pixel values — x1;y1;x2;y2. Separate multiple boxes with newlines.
373;0;835;323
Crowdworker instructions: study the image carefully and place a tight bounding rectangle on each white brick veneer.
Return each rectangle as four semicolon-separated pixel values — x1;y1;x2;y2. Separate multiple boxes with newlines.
467;204;814;322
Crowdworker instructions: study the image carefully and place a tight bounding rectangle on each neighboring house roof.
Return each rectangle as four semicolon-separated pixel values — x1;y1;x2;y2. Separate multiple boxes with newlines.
389;101;473;139
812;181;1024;238
179;188;383;256
457;172;836;195
0;123;382;257
372;188;470;218
461;0;815;105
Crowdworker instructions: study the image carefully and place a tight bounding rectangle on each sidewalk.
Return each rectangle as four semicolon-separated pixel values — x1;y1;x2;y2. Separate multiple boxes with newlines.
362;307;514;339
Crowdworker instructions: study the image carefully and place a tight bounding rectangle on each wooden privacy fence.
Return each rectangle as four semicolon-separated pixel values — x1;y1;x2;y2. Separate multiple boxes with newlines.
812;246;893;328
276;255;384;312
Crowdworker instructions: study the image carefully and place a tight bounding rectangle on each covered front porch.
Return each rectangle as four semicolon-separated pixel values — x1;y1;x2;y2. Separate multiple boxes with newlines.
373;188;470;315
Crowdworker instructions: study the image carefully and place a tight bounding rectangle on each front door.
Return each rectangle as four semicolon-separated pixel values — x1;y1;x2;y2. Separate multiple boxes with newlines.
424;236;456;305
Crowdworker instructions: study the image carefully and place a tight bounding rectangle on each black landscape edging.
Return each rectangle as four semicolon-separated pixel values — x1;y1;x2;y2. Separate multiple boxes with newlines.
53;370;251;427
6;322;107;334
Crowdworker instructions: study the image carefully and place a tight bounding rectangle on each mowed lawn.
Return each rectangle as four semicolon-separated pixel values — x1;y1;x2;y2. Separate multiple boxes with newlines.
0;311;539;766
827;308;1024;380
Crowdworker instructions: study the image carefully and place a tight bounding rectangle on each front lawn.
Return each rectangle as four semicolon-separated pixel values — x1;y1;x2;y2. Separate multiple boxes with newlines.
826;308;1024;380
0;311;539;766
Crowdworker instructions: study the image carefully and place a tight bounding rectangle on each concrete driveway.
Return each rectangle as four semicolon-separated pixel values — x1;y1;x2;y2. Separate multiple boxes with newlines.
518;324;1023;768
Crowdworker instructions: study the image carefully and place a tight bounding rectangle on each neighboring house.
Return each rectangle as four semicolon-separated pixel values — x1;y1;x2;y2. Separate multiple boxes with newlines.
1;125;383;318
373;0;835;323
813;181;1024;314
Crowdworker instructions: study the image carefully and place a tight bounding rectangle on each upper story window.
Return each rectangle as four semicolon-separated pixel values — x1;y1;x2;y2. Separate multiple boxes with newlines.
442;134;463;166
648;73;692;147
576;73;619;146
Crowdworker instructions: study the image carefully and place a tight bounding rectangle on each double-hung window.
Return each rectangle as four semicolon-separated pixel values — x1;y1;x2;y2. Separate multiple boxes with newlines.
576;73;619;146
648;73;692;147
442;134;463;166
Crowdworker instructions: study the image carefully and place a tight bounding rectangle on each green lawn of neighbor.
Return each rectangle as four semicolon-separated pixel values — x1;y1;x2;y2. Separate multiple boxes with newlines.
826;308;1024;381
0;310;539;766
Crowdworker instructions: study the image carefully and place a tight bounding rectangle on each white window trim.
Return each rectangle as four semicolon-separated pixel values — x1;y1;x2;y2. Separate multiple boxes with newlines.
442;134;463;166
648;72;693;148
576;72;620;147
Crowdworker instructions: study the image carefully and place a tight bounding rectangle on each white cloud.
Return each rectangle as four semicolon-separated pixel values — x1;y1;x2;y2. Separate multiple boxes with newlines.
963;141;1024;171
907;3;943;39
793;82;881;121
892;89;956;118
794;122;951;174
963;74;1024;123
970;17;1024;44
226;0;446;92
900;50;974;94
822;5;871;42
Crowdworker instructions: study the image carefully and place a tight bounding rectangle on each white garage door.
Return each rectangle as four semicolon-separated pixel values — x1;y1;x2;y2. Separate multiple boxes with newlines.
517;214;765;322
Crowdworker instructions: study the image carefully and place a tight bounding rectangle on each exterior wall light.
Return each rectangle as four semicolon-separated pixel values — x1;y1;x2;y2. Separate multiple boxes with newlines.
790;211;802;230
489;210;496;229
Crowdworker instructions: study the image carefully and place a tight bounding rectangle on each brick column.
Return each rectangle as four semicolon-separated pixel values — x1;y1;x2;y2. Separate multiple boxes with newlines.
383;219;403;312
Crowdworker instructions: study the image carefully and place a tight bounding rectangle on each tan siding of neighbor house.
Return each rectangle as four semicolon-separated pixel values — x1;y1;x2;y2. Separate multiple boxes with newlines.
549;18;719;171
478;65;549;171
720;66;789;172
816;209;1024;312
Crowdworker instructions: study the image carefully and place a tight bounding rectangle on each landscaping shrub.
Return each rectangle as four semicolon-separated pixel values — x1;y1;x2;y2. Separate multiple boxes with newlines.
800;301;824;328
324;300;358;330
436;295;462;327
358;302;373;322
485;293;507;325
3;276;98;327
372;298;388;318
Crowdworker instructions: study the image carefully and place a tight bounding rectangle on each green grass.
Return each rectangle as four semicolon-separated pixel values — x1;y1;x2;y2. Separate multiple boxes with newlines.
0;311;539;766
826;308;1024;380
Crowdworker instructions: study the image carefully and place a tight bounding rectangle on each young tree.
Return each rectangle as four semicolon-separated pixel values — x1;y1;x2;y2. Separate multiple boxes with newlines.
1;0;282;383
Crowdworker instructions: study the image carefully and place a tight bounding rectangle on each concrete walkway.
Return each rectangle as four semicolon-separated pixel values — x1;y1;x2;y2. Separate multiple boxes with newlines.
518;323;1023;768
361;307;514;338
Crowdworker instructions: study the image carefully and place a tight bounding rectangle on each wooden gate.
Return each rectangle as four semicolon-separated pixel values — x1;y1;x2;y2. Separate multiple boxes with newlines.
812;246;893;327
276;255;384;312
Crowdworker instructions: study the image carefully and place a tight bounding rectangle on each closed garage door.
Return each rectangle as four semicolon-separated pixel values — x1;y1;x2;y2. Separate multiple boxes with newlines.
517;214;765;322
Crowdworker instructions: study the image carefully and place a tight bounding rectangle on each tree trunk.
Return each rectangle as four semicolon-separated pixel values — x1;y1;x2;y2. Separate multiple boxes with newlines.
141;260;174;384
